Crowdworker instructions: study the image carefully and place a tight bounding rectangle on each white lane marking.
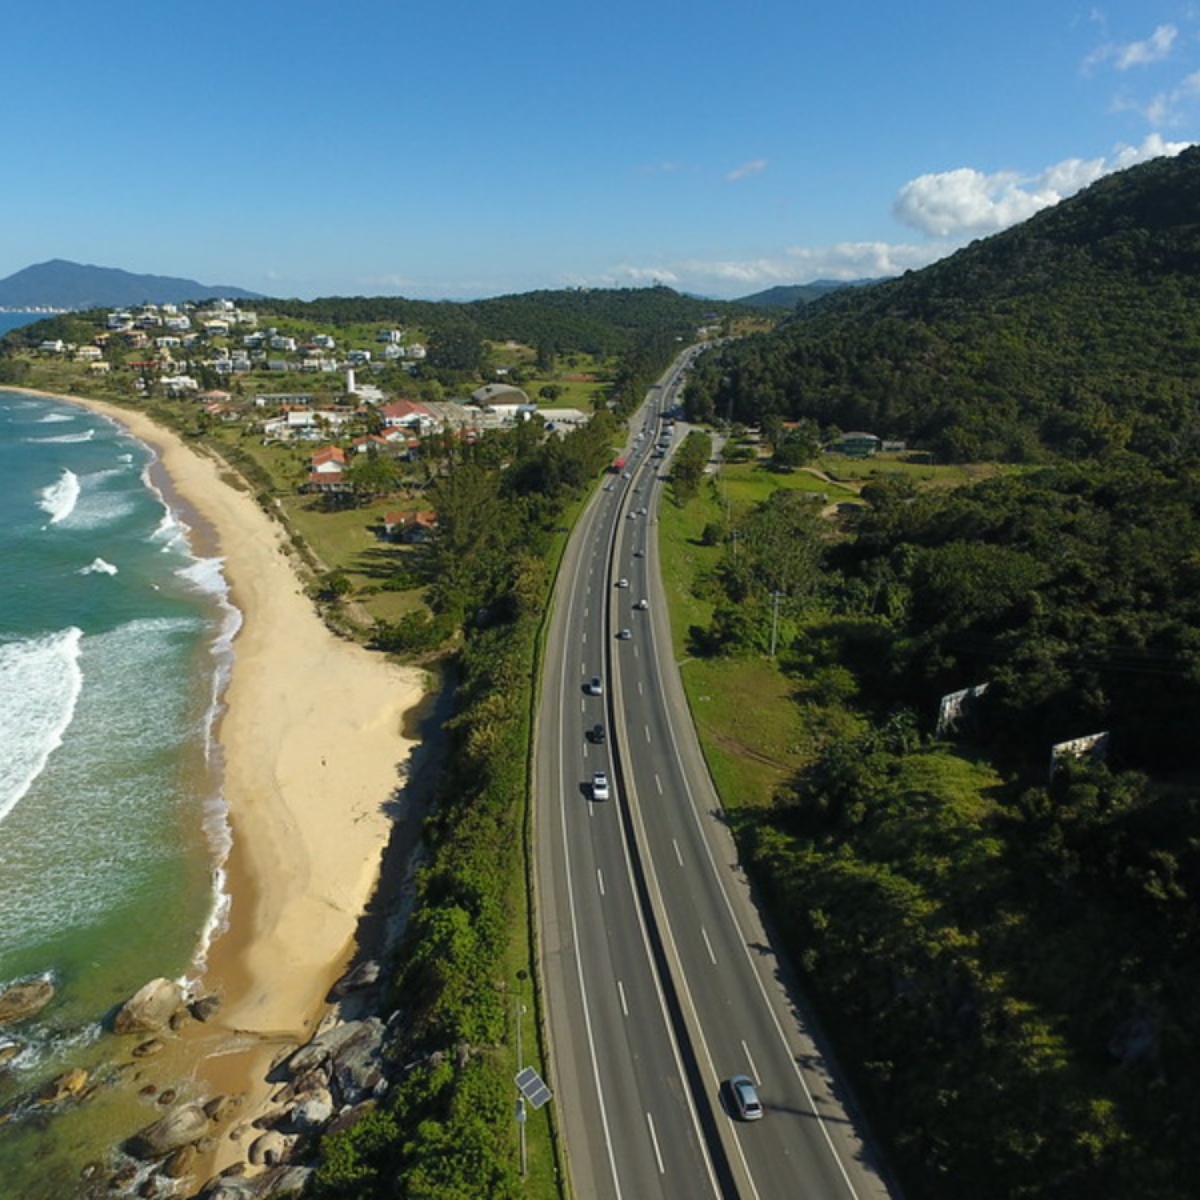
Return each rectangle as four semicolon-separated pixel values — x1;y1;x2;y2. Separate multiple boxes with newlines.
655;774;663;795
645;724;652;743
646;1112;666;1175
638;680;644;695
597;869;605;896
582;631;587;645
617;980;629;1017
673;839;683;867
701;927;717;966
742;1040;762;1089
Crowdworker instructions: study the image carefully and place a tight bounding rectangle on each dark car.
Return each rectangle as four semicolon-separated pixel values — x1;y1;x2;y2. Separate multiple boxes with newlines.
589;723;605;743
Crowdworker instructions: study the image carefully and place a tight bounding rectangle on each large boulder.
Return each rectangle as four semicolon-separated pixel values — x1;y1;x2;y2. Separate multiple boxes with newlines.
0;978;54;1025
127;1102;211;1159
248;1129;294;1168
287;1089;334;1133
329;1018;387;1106
113;978;184;1035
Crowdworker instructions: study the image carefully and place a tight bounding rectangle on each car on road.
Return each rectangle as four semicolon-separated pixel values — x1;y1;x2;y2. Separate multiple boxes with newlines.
592;771;610;801
616;628;632;640
626;511;637;520
616;577;629;588
726;1075;763;1121
588;723;605;743
634;598;649;610
586;676;603;696
633;548;644;558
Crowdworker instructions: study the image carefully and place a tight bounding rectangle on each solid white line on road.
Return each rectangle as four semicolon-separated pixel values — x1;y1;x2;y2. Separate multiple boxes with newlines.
597;869;605;896
673;839;683;867
742;1040;762;1089
617;980;628;1017
701;927;717;966
646;1112;666;1175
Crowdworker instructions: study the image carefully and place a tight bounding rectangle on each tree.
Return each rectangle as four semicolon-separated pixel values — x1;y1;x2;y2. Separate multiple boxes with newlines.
346;450;400;504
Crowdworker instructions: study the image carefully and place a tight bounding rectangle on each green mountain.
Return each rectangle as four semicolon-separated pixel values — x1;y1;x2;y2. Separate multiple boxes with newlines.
686;147;1200;463
0;259;263;309
734;279;875;309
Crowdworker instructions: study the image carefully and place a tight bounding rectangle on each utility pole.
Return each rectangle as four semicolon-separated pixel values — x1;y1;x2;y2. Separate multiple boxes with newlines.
515;969;527;1178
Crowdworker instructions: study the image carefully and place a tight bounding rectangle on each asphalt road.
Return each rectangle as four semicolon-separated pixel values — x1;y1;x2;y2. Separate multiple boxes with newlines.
535;353;897;1200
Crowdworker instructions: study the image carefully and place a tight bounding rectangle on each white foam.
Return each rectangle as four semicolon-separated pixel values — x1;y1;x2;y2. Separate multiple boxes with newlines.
78;557;119;576
29;429;95;444
37;412;74;424
0;629;84;825
37;468;80;525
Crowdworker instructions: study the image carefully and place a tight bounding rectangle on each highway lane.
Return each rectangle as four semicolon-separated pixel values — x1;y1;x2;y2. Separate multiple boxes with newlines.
537;349;893;1198
611;463;887;1198
536;432;720;1200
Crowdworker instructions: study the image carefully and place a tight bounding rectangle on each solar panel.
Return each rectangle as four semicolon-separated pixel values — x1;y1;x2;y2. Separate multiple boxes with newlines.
515;1066;553;1109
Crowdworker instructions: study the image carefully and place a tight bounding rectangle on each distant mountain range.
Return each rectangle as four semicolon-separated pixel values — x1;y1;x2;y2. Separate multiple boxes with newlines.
0;259;264;310
734;280;878;308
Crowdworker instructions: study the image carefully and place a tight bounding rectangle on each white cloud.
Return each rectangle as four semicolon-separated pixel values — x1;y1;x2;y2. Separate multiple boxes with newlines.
725;159;768;182
1086;22;1177;71
892;136;1192;237
593;241;947;299
1115;68;1200;125
1116;23;1177;68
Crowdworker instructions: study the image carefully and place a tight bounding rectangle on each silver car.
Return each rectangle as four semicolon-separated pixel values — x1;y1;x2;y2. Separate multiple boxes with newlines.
727;1075;763;1121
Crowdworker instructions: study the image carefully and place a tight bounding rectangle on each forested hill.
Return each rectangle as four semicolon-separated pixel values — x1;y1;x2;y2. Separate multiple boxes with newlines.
263;285;745;356
685;146;1200;464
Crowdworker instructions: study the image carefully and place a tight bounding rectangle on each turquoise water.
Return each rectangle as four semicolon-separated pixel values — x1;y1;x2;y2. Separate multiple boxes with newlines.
0;389;233;1194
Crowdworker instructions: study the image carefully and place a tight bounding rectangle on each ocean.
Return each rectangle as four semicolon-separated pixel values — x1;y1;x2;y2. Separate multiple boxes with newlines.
0;386;234;1196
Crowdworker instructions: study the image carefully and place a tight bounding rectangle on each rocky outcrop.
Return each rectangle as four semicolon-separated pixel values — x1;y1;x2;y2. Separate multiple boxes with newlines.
196;1165;313;1198
0;978;54;1025
113;977;185;1035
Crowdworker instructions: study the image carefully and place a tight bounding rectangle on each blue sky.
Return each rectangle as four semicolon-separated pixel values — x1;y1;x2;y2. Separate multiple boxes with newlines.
1;1;1195;300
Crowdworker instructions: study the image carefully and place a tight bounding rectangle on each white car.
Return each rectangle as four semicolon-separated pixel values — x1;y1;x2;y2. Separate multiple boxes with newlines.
592;771;610;801
616;577;629;588
634;598;649;610
616;628;632;640
586;676;603;696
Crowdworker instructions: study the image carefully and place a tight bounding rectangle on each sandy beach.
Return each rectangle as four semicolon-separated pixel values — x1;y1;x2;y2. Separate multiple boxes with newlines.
23;390;427;1178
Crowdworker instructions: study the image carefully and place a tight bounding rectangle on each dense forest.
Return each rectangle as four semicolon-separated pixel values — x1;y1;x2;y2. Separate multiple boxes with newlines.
684;146;1200;465
248;285;739;358
686;463;1200;1198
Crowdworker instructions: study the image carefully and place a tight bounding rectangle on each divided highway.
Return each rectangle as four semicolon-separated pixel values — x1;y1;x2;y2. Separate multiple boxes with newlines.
535;353;896;1200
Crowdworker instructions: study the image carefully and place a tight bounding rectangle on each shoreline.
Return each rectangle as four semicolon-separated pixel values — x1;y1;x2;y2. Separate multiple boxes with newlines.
7;388;428;1183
